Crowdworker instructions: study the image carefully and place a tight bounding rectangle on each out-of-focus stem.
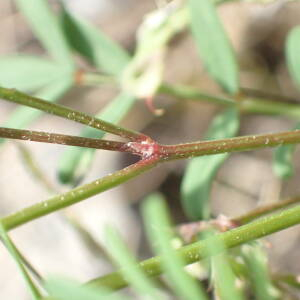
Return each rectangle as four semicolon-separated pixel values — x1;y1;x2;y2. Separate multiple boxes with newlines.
159;83;300;120
232;196;300;225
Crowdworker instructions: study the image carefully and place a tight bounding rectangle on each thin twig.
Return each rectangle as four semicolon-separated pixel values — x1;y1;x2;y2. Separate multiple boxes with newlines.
0;127;129;152
232;196;300;225
159;129;300;161
0;87;148;142
159;83;300;120
1;156;160;231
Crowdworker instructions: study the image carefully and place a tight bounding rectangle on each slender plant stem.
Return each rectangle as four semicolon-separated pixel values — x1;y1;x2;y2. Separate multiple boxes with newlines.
159;129;300;161
0;127;129;152
176;195;300;242
2;129;300;230
0;87;147;142
159;83;300;120
86;204;300;291
232;196;300;225
3;90;300;234
3;127;300;160
1;157;159;231
273;274;300;289
80;73;300;120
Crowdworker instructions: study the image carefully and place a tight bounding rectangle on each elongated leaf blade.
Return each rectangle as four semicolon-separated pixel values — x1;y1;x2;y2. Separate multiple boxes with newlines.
241;243;280;300
61;8;130;75
273;123;300;179
188;0;239;94
45;277;126;300
181;108;239;220
0;55;71;91
15;0;74;69
208;234;244;300
0;223;41;300
58;92;136;184
286;26;300;89
1;77;72;144
104;226;160;299
142;193;208;300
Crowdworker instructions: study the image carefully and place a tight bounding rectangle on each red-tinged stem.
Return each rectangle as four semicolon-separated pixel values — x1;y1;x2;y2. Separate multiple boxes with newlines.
0;127;129;152
158;129;300;161
0;87;148;142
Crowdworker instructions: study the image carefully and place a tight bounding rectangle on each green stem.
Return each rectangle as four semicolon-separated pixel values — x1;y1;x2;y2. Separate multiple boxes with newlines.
0;127;128;152
159;83;234;106
159;83;300;120
1;157;159;231
232;195;300;225
0;87;146;142
3;129;300;230
87;204;300;291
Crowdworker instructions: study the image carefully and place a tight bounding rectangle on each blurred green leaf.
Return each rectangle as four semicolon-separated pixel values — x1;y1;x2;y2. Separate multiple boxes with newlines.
122;4;187;98
45;277;126;300
142;193;208;300
188;0;239;94
286;26;300;89
0;55;71;92
181;108;239;220
104;226;161;299
15;0;74;69
60;8;129;75
241;243;280;300
0;223;41;300
58;92;136;184
1;77;72;144
273;123;300;179
208;234;244;300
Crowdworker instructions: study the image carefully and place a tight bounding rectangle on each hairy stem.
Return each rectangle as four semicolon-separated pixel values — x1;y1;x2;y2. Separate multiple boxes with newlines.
87;204;300;290
2;129;300;230
0;87;146;142
1;157;159;231
0;127;128;152
159;130;300;161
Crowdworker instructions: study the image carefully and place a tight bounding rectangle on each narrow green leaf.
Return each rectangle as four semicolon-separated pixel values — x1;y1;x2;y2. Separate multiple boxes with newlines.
15;0;74;69
60;8;129;75
181;108;239;220
1;77;72;144
273;123;300;179
241;243;280;300
58;92;136;184
45;277;126;300
208;234;244;300
0;223;41;300
0;55;71;92
104;226;161;299
142;193;208;300
188;0;239;94
286;26;300;89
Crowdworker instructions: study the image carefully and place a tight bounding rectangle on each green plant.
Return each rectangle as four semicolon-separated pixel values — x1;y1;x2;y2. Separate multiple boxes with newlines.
1;0;300;299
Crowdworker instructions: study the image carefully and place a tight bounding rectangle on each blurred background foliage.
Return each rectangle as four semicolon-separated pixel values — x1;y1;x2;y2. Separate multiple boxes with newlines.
1;0;300;299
